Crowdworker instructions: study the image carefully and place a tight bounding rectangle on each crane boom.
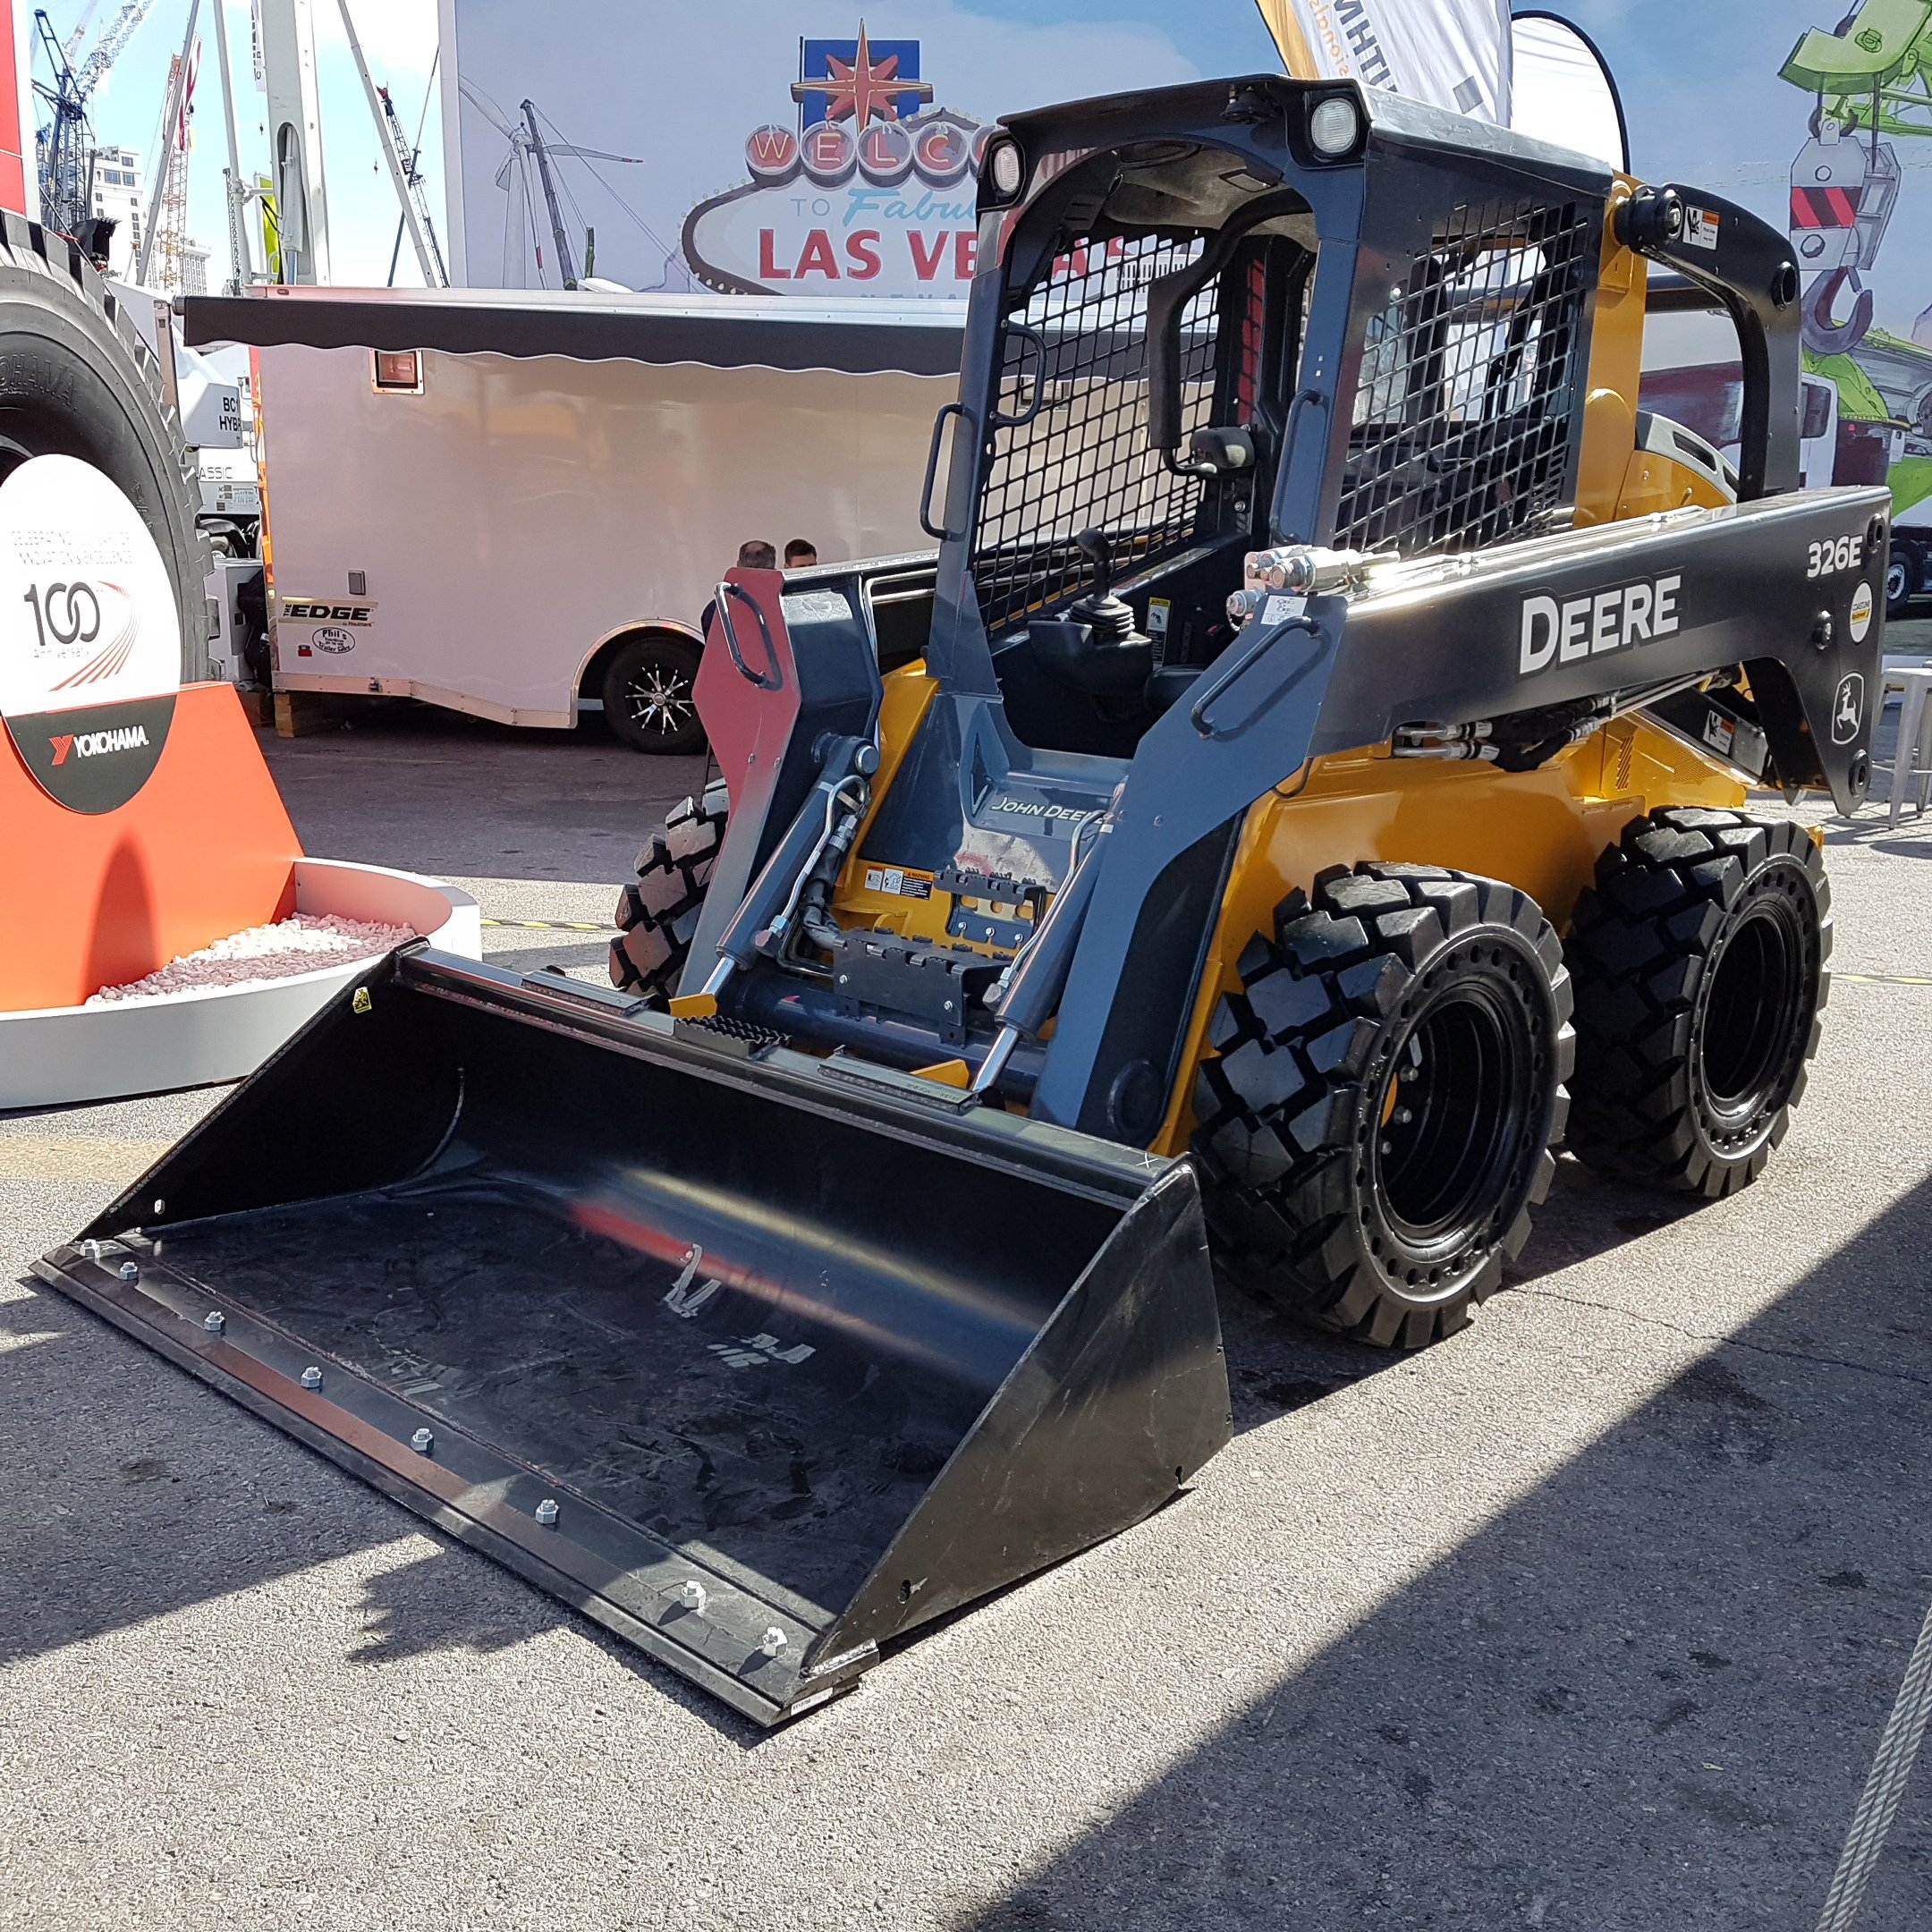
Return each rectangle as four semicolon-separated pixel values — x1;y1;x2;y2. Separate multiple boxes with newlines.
377;85;450;284
521;99;578;289
75;0;157;96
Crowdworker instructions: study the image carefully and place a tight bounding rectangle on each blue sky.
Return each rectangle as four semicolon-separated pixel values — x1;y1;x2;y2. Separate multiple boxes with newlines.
34;0;442;286
39;0;1927;331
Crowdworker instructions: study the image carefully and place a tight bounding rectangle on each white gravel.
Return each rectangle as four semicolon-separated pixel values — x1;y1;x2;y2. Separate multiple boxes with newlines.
85;913;413;1003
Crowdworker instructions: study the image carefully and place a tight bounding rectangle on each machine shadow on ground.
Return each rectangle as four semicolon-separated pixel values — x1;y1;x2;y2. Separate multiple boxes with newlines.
0;1275;786;1739
949;1174;1932;1932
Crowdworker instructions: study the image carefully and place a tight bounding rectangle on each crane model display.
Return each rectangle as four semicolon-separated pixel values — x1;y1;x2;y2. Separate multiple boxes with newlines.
1779;1;1932;610
1782;0;1932;356
30;0;156;241
457;77;684;292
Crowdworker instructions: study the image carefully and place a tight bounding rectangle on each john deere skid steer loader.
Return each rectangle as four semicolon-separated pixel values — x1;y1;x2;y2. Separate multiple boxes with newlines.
42;76;1882;1723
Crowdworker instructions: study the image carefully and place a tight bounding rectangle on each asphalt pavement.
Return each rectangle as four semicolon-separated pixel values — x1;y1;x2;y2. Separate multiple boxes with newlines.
3;693;1931;1930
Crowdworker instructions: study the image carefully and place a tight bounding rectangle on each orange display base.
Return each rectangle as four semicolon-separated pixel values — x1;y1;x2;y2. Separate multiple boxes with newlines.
0;682;301;1014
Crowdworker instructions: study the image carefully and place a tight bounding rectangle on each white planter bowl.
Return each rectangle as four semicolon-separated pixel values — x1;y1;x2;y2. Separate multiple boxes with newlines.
0;858;481;1111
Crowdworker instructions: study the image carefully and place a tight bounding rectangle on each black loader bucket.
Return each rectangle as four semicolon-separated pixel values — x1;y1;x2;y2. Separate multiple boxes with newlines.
36;950;1229;1724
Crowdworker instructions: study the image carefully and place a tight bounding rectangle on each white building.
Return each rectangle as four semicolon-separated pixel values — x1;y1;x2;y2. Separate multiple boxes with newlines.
85;144;145;278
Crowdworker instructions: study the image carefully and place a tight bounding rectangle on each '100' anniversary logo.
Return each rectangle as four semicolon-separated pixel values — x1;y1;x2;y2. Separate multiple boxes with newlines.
1;456;179;815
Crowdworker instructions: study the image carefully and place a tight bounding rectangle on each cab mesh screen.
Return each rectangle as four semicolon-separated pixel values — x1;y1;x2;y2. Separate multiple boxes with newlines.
972;235;1221;638
1336;198;1592;557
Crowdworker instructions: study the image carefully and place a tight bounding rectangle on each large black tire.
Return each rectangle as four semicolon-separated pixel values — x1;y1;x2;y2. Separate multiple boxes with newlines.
1191;863;1572;1349
603;631;706;755
0;213;208;679
1564;808;1829;1198
609;778;730;1004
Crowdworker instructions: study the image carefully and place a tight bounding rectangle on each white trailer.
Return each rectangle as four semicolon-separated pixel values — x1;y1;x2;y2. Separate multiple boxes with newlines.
182;287;963;750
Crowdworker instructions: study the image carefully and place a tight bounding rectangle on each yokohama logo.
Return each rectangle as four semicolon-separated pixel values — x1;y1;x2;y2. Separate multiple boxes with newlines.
49;724;150;764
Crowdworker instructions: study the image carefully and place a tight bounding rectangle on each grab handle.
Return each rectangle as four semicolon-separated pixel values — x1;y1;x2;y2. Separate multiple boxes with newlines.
1280;386;1327;494
988;324;1051;428
715;580;783;691
1191;615;1318;739
919;402;969;541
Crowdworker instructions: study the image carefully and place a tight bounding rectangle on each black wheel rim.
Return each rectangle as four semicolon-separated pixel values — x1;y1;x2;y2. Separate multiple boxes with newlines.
1376;979;1530;1250
1889;559;1909;605
623;660;695;740
1699;889;1809;1127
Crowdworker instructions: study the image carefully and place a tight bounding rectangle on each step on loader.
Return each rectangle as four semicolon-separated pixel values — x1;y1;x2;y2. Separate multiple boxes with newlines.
44;76;1882;1724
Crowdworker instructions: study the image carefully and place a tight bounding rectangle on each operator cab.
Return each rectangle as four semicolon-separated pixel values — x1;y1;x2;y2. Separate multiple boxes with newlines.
936;77;1612;758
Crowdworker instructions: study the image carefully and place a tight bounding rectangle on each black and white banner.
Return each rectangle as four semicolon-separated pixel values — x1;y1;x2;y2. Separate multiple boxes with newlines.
1258;0;1513;123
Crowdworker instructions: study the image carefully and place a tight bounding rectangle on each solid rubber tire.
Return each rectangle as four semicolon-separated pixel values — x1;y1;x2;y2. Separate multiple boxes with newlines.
1563;807;1829;1198
1191;861;1573;1350
609;777;730;1004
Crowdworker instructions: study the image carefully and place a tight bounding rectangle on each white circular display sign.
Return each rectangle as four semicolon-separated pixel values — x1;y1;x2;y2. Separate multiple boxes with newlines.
0;454;180;813
1849;579;1875;644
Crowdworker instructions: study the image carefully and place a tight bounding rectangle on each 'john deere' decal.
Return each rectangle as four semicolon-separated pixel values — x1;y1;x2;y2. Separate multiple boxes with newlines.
0;455;179;813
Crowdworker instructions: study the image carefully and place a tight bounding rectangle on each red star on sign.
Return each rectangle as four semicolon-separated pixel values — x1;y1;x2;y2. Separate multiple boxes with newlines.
790;20;935;129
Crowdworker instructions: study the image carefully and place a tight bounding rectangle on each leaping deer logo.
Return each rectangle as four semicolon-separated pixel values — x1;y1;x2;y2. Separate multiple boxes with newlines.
1833;674;1864;744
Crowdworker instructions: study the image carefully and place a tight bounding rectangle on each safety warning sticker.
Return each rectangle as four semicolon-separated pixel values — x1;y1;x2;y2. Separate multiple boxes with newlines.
863;865;935;898
1684;207;1722;250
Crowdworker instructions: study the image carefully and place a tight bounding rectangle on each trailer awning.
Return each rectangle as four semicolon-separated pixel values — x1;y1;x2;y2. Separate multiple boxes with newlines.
182;288;967;378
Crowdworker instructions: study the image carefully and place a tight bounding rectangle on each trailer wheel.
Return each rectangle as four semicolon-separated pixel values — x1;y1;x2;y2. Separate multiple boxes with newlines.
609;777;731;1003
0;215;208;678
1886;545;1916;620
603;632;706;755
1564;809;1828;1198
1191;864;1572;1348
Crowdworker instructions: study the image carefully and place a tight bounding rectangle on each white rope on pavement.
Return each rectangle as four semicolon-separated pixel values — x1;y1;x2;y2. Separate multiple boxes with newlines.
1816;1591;1932;1930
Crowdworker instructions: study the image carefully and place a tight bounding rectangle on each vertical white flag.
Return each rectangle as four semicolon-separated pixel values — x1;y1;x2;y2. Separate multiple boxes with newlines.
1255;0;1514;125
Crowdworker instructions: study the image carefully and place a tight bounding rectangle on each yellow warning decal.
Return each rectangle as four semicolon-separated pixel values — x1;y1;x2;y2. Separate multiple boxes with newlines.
861;864;936;900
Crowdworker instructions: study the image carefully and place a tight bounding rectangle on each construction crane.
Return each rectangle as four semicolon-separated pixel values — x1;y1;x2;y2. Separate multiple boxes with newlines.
376;82;448;285
30;0;157;240
60;1;103;63
458;78;679;291
328;0;445;285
